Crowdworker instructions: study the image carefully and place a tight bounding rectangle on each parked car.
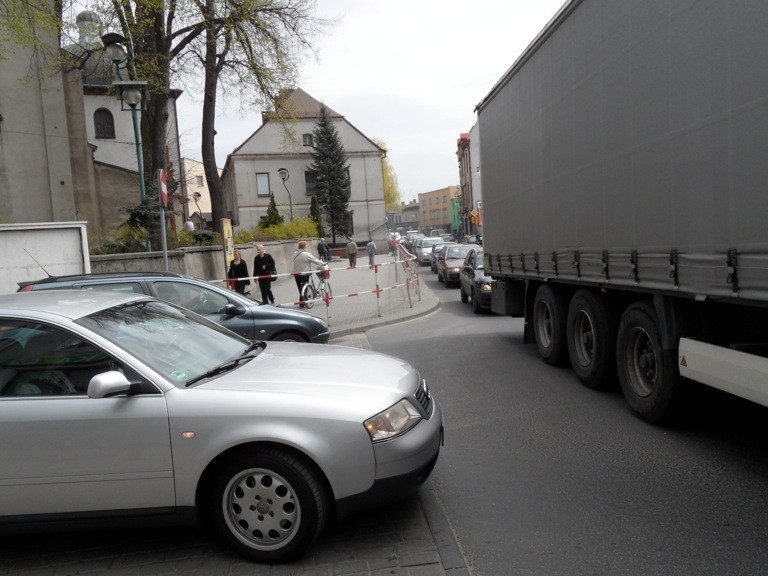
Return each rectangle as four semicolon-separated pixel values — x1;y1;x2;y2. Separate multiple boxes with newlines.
459;248;493;313
435;244;474;287
415;237;444;266
430;241;455;273
0;291;442;562
18;272;329;343
404;234;425;255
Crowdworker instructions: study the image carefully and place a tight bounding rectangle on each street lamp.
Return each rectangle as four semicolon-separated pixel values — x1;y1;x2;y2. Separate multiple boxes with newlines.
278;167;293;221
101;32;151;249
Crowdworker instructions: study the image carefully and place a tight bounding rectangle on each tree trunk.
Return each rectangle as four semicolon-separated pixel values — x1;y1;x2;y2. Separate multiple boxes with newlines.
201;1;225;235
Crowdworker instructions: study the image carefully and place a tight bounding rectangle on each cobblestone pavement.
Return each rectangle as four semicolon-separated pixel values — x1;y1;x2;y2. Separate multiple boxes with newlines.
0;254;472;575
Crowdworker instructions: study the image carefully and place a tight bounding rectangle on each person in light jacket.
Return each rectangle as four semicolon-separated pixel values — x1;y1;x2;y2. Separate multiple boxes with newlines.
292;240;325;305
346;238;358;269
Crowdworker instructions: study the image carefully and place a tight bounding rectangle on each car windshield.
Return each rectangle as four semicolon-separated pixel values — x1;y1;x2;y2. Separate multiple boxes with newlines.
447;247;472;259
77;300;250;387
476;251;484;269
422;239;441;248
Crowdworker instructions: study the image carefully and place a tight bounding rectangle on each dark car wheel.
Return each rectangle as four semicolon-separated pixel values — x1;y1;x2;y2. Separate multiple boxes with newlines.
437;270;444;283
471;288;482;314
271;332;308;343
460;285;469;303
208;448;328;563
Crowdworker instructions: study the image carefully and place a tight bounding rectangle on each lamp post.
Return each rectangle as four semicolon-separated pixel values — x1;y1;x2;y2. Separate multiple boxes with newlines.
278;167;293;221
101;32;151;250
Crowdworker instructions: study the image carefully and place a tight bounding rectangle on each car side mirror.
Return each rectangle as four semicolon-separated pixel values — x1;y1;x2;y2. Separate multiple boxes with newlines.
224;303;246;316
88;371;131;398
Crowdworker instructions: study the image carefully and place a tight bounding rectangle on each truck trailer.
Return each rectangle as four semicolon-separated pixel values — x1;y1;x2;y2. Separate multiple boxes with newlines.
477;0;768;422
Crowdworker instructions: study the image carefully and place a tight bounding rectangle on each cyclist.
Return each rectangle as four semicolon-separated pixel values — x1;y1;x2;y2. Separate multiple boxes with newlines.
292;240;326;306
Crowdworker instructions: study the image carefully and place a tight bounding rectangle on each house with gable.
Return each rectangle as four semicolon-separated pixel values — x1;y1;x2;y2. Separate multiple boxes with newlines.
221;88;389;247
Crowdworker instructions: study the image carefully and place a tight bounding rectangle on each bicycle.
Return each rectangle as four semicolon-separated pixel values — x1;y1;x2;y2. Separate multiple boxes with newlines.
300;264;332;309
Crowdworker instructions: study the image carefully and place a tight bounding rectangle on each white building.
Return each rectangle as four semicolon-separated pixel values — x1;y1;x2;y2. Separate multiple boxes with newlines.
222;88;389;245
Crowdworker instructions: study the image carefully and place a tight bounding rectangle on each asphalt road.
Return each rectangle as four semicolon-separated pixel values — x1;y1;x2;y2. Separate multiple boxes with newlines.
367;270;768;576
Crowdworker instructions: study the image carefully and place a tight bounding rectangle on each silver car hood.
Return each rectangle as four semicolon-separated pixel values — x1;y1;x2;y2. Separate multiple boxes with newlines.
198;342;418;407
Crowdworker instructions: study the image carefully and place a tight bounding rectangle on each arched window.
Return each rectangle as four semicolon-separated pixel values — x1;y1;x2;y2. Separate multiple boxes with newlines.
94;108;115;139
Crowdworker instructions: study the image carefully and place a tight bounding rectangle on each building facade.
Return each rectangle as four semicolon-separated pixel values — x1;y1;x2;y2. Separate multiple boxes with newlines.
391;200;420;234
180;157;215;229
457;123;483;238
221;88;389;247
418;186;457;236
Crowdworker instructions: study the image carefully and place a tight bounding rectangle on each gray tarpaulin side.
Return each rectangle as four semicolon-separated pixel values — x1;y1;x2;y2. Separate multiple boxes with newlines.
478;0;768;302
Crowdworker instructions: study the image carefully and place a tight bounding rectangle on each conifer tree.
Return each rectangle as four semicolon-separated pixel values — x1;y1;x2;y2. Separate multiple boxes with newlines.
309;193;325;238
260;195;284;229
310;105;352;243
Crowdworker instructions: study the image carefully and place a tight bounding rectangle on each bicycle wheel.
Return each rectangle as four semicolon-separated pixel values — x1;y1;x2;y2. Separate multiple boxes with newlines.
300;283;315;309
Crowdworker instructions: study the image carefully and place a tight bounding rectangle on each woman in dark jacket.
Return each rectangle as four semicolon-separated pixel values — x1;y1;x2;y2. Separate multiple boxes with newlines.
253;244;276;304
227;250;251;294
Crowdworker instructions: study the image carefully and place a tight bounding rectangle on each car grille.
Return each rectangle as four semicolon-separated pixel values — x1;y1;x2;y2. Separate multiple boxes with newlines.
415;378;433;416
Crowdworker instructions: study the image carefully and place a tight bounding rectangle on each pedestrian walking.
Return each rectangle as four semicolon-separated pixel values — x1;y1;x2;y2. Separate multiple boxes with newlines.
292;240;325;306
227;250;251;294
366;239;377;268
346;238;358;268
318;237;331;262
253;244;276;304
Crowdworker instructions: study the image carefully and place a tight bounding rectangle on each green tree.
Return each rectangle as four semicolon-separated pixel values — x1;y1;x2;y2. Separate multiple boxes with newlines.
310;105;351;244
309;193;324;237
260;194;284;229
372;138;401;210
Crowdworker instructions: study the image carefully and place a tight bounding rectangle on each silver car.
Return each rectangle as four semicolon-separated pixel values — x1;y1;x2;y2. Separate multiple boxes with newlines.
0;291;442;562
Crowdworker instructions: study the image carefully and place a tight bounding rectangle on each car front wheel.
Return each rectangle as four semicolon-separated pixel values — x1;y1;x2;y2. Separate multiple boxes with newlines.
208;448;328;563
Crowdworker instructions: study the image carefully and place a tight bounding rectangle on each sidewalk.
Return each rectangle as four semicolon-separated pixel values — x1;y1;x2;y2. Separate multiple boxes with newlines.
264;253;441;339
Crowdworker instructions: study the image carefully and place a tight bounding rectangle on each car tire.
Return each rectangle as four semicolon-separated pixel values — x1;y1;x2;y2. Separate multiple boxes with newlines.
471;289;482;314
437;270;443;283
566;290;617;390
533;284;568;366
208;447;328;563
271;332;308;343
460;285;469;303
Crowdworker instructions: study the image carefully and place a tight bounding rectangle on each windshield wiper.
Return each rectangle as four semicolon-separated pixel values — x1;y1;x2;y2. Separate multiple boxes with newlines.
185;342;266;386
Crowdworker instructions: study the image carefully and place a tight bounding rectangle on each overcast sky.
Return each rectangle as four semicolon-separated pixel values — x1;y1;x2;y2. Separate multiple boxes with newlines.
176;0;565;203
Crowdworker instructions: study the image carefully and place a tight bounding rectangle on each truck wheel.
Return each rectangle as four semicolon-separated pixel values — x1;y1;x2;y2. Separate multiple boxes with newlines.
616;301;681;423
533;284;568;365
208;448;327;563
567;290;617;389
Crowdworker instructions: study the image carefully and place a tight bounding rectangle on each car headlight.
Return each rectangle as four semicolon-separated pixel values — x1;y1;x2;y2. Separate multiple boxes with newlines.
452;267;461;273
311;316;327;327
481;282;492;292
364;399;422;442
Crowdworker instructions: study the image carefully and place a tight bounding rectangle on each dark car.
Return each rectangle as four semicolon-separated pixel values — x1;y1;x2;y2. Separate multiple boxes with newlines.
435;244;473;287
18;272;329;343
459;248;493;313
430;241;455;273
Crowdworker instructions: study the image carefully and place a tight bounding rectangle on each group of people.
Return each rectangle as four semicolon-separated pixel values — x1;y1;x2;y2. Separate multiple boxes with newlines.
226;245;276;304
227;238;380;305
